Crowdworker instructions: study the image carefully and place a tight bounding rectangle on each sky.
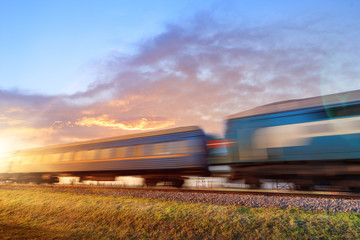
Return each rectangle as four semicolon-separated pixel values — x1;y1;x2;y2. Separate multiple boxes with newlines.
0;0;360;153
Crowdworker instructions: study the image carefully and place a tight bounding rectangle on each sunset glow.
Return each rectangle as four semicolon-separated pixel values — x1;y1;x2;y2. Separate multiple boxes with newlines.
0;1;359;150
75;114;175;130
0;140;12;157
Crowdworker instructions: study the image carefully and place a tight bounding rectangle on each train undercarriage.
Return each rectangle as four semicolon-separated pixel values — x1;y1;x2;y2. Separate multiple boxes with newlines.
2;160;360;192
225;159;360;192
0;167;209;188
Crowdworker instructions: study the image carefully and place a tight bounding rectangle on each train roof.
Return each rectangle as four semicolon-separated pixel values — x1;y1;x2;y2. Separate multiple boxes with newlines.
227;89;360;120
18;126;202;153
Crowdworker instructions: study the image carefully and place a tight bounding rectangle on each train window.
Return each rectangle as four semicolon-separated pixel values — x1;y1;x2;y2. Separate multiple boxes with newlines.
63;152;74;161
142;144;152;156
111;148;116;158
188;139;204;153
172;142;177;154
170;142;178;154
94;149;102;160
174;141;188;154
74;151;87;161
133;145;144;157
151;142;174;155
73;151;80;161
125;146;133;158
52;153;63;162
151;144;157;155
328;105;360;118
152;143;164;155
85;149;97;160
163;142;174;154
99;148;113;159
116;147;126;158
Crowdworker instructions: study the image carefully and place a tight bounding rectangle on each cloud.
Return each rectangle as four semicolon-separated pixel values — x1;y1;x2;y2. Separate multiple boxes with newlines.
0;116;26;126
75;114;175;130
87;16;360;129
1;14;360;151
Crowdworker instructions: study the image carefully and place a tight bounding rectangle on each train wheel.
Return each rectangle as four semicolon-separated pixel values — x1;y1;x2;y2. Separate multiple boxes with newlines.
172;179;184;188
144;178;158;187
245;178;261;189
349;187;360;193
295;185;313;191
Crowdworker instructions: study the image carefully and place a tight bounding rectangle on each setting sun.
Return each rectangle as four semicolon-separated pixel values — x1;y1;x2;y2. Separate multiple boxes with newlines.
0;1;360;239
0;140;14;161
0;140;8;157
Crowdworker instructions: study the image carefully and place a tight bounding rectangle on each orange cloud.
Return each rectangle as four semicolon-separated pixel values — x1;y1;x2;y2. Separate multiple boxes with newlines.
0;117;27;126
81;110;95;115
75;114;175;130
52;121;74;129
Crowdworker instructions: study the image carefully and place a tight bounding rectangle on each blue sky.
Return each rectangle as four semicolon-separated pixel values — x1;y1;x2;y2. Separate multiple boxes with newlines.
1;0;359;95
0;0;360;152
0;0;214;94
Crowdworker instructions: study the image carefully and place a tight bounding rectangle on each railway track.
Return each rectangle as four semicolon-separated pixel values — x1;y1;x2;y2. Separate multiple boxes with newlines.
2;183;360;201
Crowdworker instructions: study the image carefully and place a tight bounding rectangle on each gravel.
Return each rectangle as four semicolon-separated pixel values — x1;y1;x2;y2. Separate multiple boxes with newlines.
2;185;360;212
48;187;360;213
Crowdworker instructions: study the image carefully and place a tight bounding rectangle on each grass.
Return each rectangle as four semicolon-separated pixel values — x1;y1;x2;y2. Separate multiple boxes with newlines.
0;186;359;239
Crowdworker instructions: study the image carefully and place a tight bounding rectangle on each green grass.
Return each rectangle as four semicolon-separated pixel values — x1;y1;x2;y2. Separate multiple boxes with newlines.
0;186;359;239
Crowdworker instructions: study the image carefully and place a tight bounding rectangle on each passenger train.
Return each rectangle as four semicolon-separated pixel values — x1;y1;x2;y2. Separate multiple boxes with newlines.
0;127;208;187
0;90;360;190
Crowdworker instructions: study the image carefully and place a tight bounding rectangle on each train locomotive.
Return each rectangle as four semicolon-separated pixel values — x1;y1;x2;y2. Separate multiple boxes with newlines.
0;90;360;190
209;89;360;191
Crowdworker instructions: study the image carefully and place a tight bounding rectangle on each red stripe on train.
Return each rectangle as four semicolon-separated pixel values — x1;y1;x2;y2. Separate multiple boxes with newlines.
206;139;235;148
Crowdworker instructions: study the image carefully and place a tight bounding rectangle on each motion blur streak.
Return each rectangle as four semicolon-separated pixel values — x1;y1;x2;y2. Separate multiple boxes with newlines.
75;114;175;130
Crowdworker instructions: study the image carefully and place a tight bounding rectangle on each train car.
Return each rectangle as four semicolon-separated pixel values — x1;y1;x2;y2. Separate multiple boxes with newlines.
0;126;208;187
222;90;360;190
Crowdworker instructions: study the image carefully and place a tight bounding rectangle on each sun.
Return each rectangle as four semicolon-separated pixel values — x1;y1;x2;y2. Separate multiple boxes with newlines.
0;140;13;159
0;142;6;157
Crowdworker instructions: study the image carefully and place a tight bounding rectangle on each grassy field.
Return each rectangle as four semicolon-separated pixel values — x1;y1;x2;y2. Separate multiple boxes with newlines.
0;186;359;239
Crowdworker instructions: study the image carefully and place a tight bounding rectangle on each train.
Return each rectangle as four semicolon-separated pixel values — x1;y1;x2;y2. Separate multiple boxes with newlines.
0;89;360;190
0;126;208;187
211;89;360;191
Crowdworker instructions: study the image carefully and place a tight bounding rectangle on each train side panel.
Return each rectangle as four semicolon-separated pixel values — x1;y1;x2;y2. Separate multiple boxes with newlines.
3;127;208;184
226;102;360;163
224;91;360;189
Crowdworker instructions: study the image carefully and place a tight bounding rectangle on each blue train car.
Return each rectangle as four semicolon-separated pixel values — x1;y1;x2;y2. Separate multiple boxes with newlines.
2;126;208;187
224;90;360;190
